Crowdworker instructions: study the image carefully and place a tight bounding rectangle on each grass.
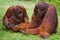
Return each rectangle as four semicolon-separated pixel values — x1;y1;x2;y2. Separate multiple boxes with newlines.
0;1;60;40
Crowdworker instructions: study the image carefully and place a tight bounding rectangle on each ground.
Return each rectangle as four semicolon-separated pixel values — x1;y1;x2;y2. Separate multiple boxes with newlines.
0;1;60;40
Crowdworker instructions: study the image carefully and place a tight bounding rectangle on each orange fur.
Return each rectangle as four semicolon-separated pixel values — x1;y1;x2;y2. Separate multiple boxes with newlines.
3;5;28;30
17;2;58;38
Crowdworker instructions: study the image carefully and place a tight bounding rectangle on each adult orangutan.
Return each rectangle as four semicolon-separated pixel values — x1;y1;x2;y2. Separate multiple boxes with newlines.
16;2;58;38
3;5;28;30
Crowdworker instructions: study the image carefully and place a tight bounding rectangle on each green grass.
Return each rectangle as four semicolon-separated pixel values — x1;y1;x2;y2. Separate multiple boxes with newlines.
0;1;60;40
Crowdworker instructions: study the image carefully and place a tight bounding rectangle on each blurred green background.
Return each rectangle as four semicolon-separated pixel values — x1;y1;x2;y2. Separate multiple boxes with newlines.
0;0;60;40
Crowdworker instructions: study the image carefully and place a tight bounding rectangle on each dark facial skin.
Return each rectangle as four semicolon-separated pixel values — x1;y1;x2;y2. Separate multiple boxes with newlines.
3;5;26;29
17;8;23;19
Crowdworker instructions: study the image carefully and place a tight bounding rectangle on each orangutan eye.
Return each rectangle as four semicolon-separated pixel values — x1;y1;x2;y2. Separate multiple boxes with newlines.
18;9;22;14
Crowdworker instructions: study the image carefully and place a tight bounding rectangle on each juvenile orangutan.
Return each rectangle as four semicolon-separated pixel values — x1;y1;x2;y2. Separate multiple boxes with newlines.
3;5;28;30
16;2;58;38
